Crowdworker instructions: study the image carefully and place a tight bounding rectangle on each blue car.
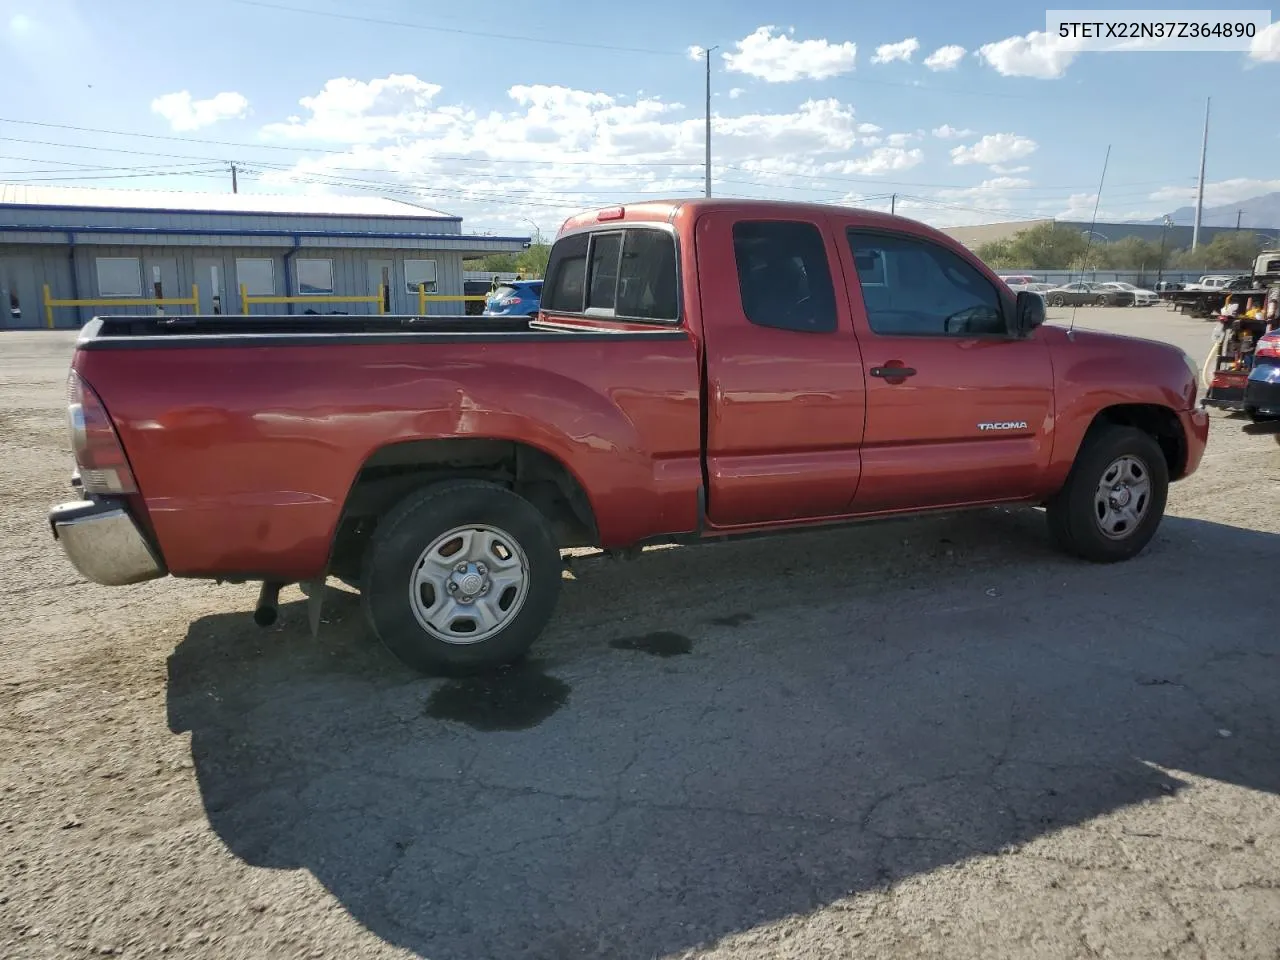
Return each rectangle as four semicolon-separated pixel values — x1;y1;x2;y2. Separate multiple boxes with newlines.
483;280;543;317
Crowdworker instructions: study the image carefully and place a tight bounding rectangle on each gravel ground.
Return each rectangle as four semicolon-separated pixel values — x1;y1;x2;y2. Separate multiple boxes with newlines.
2;306;1279;960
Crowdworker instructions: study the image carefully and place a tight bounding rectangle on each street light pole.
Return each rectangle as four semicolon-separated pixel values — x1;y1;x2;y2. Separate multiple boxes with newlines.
1156;215;1172;288
704;45;718;198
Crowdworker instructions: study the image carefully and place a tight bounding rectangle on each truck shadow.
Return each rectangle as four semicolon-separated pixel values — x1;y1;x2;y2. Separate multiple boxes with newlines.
167;509;1280;960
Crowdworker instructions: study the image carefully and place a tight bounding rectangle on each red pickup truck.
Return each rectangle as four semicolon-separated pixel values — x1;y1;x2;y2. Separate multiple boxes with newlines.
50;199;1209;673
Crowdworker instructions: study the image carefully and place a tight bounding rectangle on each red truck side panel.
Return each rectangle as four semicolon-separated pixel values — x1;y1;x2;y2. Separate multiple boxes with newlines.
1038;325;1205;489
826;213;1056;512
74;335;702;580
695;210;867;528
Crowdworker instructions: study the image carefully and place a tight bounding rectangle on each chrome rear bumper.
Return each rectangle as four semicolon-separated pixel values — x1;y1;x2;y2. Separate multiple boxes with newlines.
49;499;165;586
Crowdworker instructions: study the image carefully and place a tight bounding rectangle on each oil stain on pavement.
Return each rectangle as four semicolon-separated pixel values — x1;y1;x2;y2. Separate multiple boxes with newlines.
609;631;693;657
424;662;570;731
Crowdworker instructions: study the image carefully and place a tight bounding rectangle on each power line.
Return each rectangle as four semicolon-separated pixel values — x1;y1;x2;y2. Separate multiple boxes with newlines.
226;0;685;56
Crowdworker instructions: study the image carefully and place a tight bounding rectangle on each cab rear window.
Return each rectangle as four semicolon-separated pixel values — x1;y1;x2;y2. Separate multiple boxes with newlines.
542;227;678;321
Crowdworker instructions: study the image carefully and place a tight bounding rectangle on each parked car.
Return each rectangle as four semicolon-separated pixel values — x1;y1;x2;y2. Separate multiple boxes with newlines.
1044;282;1135;307
998;275;1037;288
49;198;1209;674
1099;282;1159;307
463;279;491;316
1244;330;1280;422
483;279;543;317
1154;280;1185;292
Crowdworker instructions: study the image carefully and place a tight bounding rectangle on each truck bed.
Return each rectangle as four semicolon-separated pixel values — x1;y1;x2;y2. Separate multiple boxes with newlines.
78;313;682;348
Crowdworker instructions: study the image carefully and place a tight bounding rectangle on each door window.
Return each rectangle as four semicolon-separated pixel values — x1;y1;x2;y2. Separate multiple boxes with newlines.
847;230;1006;337
732;220;837;333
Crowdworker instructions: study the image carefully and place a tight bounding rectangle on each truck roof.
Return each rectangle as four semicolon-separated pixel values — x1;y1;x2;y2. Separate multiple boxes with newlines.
557;198;939;239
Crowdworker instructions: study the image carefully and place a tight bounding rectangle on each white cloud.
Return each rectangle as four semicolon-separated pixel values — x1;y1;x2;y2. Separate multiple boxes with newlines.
729;87;745;99
687;44;706;61
885;131;921;147
1249;22;1280;61
923;44;966;71
977;31;1077;78
871;37;920;64
722;26;857;82
990;163;1030;174
1148;177;1280;209
844;147;924;174
151;90;250;131
261;74;448;142
931;124;974;139
950;132;1038;167
857;122;882;134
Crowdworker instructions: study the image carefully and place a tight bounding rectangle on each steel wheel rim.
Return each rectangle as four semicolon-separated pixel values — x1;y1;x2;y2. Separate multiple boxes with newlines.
408;524;530;644
1093;455;1152;540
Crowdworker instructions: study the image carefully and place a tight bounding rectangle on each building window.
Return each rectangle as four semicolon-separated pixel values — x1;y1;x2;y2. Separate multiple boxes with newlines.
297;258;334;296
236;258;275;297
404;259;438;295
731;220;837;333
95;258;142;298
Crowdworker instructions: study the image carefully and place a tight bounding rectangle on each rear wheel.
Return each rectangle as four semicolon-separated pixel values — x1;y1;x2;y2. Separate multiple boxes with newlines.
1046;425;1169;563
1095;295;1109;306
361;480;562;674
1050;295;1066;307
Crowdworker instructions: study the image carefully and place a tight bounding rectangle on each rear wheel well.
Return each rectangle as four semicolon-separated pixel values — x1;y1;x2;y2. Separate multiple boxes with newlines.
1086;404;1186;479
329;439;598;582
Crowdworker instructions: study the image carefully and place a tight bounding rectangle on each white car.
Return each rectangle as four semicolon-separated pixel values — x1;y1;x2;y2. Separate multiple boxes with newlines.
1099;282;1159;307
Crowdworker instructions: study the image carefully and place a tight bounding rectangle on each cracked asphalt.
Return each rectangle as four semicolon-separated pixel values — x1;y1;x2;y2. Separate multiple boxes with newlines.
2;307;1280;959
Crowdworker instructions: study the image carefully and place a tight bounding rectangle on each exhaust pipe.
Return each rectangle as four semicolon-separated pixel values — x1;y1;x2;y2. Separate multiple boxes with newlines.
254;581;283;627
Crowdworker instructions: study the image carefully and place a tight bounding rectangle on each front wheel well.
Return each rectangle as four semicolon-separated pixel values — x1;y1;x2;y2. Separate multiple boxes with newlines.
329;439;599;581
1086;404;1187;479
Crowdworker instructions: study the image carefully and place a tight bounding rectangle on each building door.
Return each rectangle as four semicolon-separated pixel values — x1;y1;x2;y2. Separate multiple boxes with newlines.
141;256;180;315
367;259;393;314
0;256;39;329
194;257;229;314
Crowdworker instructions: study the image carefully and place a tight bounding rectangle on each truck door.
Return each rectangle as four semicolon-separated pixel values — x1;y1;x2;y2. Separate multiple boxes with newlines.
697;211;866;528
837;225;1054;513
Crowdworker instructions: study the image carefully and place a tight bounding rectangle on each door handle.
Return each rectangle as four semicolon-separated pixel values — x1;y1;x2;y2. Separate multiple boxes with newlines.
870;365;917;379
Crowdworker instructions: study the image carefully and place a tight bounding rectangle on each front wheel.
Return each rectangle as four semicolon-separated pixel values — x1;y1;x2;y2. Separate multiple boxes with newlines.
1046;425;1169;563
361;480;563;674
1095;296;1109;306
1050;295;1066;307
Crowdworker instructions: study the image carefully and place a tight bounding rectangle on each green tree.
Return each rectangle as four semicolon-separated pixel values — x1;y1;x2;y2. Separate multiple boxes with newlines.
516;242;551;278
464;253;520;274
1005;223;1089;269
974;238;1018;268
1092;236;1163;271
1171;232;1261;271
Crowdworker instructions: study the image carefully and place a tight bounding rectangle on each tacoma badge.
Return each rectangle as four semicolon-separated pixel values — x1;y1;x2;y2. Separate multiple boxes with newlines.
978;421;1029;431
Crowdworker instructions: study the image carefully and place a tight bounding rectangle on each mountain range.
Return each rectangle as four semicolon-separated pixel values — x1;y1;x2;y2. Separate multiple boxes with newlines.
1152;192;1280;229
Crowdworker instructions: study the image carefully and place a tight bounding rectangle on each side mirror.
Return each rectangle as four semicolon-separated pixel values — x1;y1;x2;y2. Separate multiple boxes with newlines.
1015;290;1046;335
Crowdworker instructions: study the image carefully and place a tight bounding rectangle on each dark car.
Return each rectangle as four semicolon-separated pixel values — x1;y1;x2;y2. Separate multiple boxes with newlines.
463;280;491;316
1044;282;1135;307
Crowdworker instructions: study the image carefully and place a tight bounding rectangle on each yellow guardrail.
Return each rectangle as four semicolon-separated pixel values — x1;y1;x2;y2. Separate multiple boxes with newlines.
418;290;492;313
241;284;386;314
44;283;199;329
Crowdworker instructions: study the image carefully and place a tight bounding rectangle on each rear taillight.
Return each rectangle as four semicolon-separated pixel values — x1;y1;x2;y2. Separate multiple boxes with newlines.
67;370;137;495
1256;336;1280;360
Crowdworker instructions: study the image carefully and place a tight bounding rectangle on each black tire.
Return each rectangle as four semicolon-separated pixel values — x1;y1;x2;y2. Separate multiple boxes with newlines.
1045;425;1169;563
1095;295;1109;306
1051;295;1065;307
360;480;562;674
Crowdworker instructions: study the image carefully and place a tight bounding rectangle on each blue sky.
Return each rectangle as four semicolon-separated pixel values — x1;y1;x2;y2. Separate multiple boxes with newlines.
2;0;1279;236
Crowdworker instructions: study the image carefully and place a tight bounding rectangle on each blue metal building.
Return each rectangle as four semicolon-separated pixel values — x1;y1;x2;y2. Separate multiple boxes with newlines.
0;184;530;328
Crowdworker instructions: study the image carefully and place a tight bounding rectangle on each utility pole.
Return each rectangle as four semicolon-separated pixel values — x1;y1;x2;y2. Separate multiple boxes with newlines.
703;45;718;198
1192;97;1209;251
1236;209;1242;231
230;162;239;194
890;193;897;215
1156;214;1173;288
